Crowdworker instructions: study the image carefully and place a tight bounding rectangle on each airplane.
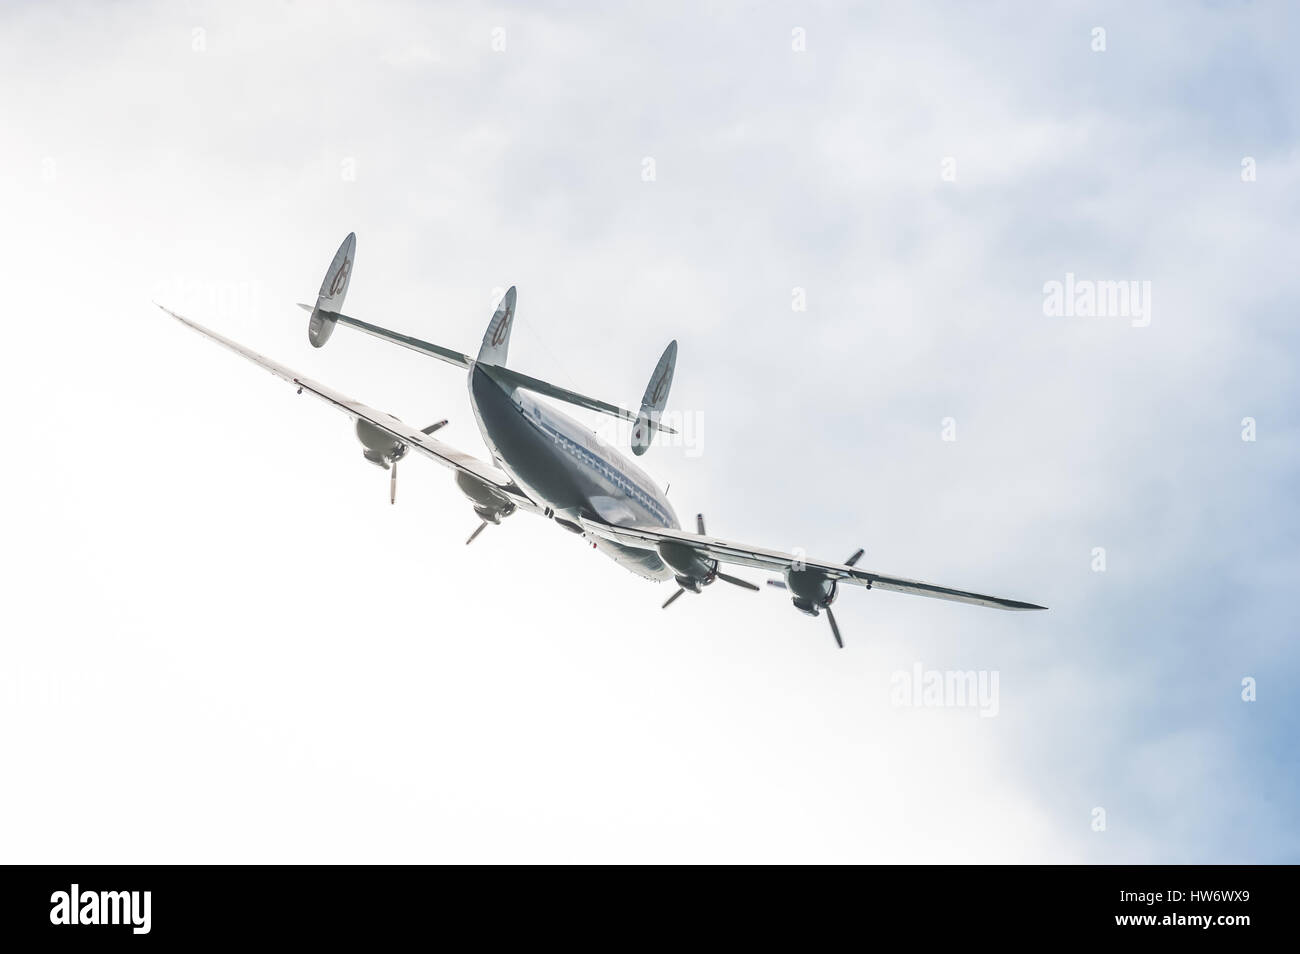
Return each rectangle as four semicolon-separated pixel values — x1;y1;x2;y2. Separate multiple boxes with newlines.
156;233;1046;647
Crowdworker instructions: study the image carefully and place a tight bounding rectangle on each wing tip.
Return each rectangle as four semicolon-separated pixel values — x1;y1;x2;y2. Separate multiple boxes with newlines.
154;300;182;321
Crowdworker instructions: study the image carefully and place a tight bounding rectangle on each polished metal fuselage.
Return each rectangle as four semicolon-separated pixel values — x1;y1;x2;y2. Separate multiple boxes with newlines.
468;363;678;580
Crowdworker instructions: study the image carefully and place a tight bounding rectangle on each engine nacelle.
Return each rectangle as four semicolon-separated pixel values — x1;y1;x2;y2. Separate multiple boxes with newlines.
786;568;837;617
455;471;516;524
473;504;509;525
356;418;406;468
658;540;717;586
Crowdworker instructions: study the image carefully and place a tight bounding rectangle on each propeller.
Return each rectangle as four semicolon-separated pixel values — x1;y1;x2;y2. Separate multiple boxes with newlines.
825;548;861;647
694;514;758;590
818;547;864;648
383;421;445;506
717;571;759;591
466;520;489;545
825;605;844;648
661;512;758;608
766;547;863;647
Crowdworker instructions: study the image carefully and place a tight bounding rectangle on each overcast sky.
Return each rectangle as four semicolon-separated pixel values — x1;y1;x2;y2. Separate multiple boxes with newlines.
2;1;1296;862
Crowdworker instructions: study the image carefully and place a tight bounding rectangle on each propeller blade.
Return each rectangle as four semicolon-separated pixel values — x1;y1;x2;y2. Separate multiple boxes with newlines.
390;459;397;505
465;520;488;545
662;587;686;609
717;571;759;591
696;513;706;535
765;579;788;590
421;419;449;435
845;547;864;567
825;605;844;648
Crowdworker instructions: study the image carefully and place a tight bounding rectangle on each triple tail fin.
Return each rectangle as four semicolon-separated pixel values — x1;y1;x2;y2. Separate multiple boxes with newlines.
295;242;675;436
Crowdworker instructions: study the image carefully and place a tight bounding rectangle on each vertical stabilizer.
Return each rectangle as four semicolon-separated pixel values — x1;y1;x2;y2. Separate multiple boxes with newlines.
308;232;356;348
476;286;516;366
632;340;677;455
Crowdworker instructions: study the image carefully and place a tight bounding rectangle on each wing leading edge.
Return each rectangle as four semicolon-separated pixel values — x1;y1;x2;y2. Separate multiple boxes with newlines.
578;517;1047;611
158;304;540;515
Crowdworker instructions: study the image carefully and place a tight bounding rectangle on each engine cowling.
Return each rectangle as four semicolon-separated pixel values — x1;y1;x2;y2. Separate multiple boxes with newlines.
354;414;448;506
455;470;516;524
657;540;718;588
356;418;406;468
785;568;837;617
655;514;763;609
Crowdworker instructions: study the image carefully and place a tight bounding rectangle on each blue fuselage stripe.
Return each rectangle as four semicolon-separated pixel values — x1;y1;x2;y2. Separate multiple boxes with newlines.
528;411;672;526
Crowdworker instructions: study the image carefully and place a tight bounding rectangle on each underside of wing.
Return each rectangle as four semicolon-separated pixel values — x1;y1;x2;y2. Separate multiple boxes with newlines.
159;304;539;515
578;517;1046;611
852;573;1046;610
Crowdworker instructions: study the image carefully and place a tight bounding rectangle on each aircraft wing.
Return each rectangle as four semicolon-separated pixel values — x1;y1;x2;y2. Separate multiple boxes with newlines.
577;516;1046;610
158;304;541;515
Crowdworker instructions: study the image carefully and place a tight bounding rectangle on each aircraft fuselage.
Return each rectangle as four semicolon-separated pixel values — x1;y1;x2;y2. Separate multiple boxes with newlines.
468;363;678;580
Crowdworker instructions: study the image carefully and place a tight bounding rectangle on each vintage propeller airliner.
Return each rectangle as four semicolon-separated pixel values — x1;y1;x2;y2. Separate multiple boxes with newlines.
157;233;1045;647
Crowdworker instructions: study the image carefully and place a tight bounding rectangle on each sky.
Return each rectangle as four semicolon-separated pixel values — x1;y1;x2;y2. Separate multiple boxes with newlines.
1;1;1296;862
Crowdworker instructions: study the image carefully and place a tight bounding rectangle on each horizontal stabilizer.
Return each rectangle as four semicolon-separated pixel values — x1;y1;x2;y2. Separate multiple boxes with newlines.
484;364;679;435
301;295;676;435
296;306;472;369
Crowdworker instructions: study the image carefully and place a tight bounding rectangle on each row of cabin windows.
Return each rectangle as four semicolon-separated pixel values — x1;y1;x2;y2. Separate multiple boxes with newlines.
543;421;669;524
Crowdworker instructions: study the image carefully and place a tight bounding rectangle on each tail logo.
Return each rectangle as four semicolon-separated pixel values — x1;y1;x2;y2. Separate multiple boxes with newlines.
490;307;511;347
328;258;351;297
650;371;668;404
